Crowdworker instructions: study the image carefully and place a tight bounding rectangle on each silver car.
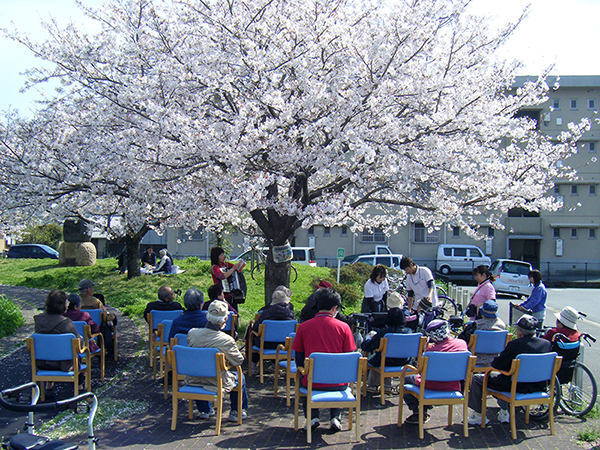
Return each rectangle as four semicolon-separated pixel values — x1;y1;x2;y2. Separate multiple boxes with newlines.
490;259;533;298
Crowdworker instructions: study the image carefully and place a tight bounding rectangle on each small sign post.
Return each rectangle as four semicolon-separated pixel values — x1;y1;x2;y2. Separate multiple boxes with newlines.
336;248;345;283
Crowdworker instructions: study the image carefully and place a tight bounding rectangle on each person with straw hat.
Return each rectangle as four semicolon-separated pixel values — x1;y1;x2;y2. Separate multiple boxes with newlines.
543;306;581;343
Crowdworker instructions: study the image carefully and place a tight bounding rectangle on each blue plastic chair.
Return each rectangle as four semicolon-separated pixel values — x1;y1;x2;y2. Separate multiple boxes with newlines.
365;333;427;404
274;332;296;405
249;319;298;383
148;310;182;367
222;312;238;337
168;345;243;434
82;308;118;362
482;352;562;439
398;351;476;439
294;352;367;443
468;330;512;372
73;321;105;381
27;333;91;401
163;333;189;400
154;320;174;380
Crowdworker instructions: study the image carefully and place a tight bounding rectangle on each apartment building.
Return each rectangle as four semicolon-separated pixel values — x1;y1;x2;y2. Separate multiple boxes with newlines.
141;76;600;277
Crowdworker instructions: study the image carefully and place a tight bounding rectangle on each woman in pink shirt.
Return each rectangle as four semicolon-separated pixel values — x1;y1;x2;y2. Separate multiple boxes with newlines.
466;265;496;320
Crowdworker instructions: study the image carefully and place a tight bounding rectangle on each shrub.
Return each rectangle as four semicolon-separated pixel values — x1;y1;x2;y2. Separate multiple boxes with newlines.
0;295;25;339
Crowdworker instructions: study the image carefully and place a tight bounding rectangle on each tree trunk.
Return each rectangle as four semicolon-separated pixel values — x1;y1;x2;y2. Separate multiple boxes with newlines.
125;235;141;279
264;248;291;306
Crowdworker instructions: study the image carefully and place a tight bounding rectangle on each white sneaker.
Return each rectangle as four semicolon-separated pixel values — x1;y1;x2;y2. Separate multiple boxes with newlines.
468;412;490;425
330;418;342;432
306;417;320;431
498;409;510;424
198;409;215;419
228;409;247;422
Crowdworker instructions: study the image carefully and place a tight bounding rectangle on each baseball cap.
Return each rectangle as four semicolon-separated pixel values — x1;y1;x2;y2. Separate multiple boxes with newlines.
517;315;538;331
480;300;499;318
208;300;228;318
78;279;97;290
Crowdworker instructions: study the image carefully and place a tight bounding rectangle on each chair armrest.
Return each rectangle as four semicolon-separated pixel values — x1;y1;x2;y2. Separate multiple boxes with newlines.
467;334;477;352
401;364;419;376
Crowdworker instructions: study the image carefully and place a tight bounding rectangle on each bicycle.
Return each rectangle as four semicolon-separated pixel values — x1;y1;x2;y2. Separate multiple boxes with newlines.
0;382;98;450
437;294;460;317
248;245;298;283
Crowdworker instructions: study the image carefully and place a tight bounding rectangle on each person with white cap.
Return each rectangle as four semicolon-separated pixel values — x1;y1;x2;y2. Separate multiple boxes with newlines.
402;319;468;424
468;314;551;426
187;300;248;422
543;306;581;343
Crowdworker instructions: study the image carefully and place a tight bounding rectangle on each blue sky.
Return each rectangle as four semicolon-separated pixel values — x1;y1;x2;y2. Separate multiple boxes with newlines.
1;0;600;116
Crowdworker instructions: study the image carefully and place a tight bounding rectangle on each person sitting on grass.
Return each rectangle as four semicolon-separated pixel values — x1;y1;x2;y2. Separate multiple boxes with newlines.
168;288;207;340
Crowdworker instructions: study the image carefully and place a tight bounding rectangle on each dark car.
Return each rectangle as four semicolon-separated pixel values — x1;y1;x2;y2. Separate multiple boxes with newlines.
7;244;59;259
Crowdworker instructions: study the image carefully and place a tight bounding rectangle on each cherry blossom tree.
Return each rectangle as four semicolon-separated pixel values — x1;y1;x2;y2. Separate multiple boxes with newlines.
0;0;588;297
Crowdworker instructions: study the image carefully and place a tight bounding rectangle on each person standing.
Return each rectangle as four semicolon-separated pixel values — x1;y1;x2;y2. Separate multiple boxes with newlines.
292;288;356;433
465;265;496;320
210;246;244;311
517;269;547;327
361;265;390;313
400;256;438;310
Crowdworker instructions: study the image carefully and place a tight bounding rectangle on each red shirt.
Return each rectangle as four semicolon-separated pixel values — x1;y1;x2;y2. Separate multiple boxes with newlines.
293;312;356;388
543;326;580;343
415;337;469;391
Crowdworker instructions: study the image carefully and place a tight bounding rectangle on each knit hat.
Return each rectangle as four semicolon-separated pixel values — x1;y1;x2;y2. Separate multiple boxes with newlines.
480;300;499;318
426;319;450;343
272;285;292;304
317;281;332;290
555;307;579;330
78;279;97;291
387;292;405;309
208;300;228;318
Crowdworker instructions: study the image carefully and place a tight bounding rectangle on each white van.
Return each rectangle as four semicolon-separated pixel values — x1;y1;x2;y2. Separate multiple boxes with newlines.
436;244;491;275
233;247;317;266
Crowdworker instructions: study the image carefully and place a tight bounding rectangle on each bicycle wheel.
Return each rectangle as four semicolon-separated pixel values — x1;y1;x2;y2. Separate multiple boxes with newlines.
560;362;597;417
290;264;298;283
437;286;448;297
437;295;458;317
529;375;561;421
251;263;264;281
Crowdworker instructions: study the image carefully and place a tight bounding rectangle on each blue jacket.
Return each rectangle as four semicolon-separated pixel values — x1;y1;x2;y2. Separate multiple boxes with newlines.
520;282;547;313
169;310;208;340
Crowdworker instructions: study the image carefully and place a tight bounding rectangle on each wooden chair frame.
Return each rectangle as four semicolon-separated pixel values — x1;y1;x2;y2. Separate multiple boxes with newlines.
147;310;182;368
468;331;513;373
82;309;118;361
73;321;105;382
398;351;477;439
481;353;562;439
274;334;296;406
248;320;298;383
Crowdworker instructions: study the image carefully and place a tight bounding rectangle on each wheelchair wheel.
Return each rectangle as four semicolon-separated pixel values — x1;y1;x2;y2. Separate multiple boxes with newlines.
290;264;298;283
251;263;263;280
437;295;458;317
529;375;560;421
559;362;597;417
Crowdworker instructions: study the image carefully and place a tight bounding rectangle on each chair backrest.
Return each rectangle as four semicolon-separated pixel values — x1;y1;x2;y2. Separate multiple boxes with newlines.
174;333;189;347
263;320;298;342
473;330;509;354
288;332;297;359
222;312;236;332
173;345;219;377
31;333;77;361
150;310;183;330
515;352;559;384
81;309;102;325
160;320;174;343
384;333;423;359
72;321;86;337
311;352;361;385
422;351;472;382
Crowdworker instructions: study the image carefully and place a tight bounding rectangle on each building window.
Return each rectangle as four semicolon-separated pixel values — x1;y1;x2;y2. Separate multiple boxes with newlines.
570;99;578;110
452;226;460;238
589;99;596;110
571;228;578;239
340;226;348;237
553;185;560;195
590;229;596;239
553;228;561;239
413;223;440;244
307;226;314;237
590;142;597;153
552;98;560;110
488;227;495;238
360;228;386;243
590;185;597;196
323;226;331;237
571;185;578;196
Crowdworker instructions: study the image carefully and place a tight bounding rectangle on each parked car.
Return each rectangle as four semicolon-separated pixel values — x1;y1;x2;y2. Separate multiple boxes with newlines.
233;247;317;266
7;244;59;259
490;259;533;298
344;253;403;270
342;245;392;264
435;244;491;275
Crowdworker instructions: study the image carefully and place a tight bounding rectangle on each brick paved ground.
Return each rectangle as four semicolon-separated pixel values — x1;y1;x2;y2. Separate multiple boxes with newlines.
0;285;597;449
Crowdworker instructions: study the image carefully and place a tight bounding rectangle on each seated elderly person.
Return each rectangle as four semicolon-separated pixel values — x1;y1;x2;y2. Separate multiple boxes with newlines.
143;285;183;323
468;315;551;425
186;301;248;421
63;293;101;335
251;286;295;369
361;307;412;394
153;249;173;274
543;306;581;343
168;288;207;340
402;319;468;424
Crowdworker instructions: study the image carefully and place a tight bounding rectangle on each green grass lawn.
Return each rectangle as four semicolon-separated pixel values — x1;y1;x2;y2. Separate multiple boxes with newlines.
0;257;333;330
